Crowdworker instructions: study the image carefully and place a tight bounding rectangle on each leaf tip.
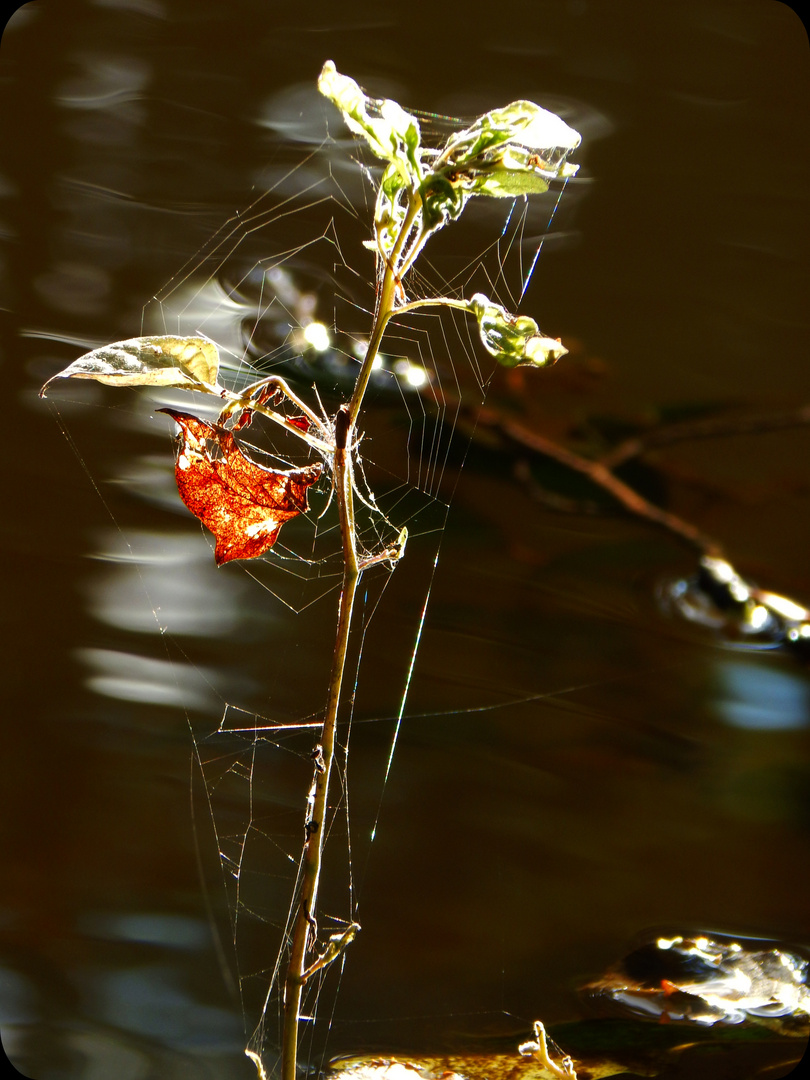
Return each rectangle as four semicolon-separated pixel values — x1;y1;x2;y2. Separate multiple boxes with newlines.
521;335;569;368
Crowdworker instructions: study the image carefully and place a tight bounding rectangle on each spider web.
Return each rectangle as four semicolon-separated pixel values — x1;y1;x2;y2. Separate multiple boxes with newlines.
44;103;578;1077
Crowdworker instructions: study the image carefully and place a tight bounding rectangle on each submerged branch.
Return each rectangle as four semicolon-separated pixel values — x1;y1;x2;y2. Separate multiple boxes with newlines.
497;412;724;556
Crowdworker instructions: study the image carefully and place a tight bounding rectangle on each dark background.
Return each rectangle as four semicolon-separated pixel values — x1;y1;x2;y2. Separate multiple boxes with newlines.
1;1;809;1077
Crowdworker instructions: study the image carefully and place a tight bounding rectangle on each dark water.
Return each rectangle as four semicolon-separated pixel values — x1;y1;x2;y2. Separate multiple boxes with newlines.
2;1;810;1077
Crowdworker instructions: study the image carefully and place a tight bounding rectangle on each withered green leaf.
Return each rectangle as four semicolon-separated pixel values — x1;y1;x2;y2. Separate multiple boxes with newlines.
39;335;223;396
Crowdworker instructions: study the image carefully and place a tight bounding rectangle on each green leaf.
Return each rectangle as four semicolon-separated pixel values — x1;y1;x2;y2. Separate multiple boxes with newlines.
444;100;581;166
467;294;568;368
318;61;423;188
427;100;580;213
419;171;468;228
467;166;555;199
39;335;223;397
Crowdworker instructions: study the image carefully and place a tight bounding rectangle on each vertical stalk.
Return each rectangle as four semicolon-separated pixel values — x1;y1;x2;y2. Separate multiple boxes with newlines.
280;202;412;1080
281;407;358;1080
348;197;420;427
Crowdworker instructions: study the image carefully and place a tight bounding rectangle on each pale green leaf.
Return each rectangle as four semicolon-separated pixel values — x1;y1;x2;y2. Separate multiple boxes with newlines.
444;100;581;163
318;61;423;187
39;335;223;397
432;100;580;209
501;100;581;154
467;166;553;198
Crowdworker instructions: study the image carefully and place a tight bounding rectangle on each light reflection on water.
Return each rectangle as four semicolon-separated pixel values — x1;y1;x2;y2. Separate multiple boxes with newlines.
34;261;112;317
256;80;336;145
78;646;218;709
89;965;241;1051
713;657;809;731
86;528;250;637
145;279;249;359
0;966;35;1026
78;911;211;950
56;54;150;117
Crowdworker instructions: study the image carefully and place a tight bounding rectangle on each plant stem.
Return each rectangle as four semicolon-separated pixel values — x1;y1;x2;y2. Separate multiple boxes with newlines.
280;196;417;1080
348;197;421;427
281;407;358;1080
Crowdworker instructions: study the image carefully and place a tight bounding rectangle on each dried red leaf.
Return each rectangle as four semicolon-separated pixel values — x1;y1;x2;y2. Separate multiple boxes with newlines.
231;409;309;434
159;408;322;565
231;408;253;432
286;415;311;433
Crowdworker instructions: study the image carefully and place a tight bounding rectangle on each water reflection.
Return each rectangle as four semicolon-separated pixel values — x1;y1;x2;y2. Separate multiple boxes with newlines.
6;0;810;1077
87;528;249;637
0;965;36;1026
92;0;167;20
713;658;809;732
89;965;241;1050
145;279;248;361
257;81;335;145
78;646;219;709
35;260;111;316
78;911;210;950
56;54;149;118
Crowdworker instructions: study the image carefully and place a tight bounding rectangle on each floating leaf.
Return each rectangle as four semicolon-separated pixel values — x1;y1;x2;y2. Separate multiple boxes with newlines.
329;1046;608;1080
159;408;321;565
467;293;568;368
39;335;223;396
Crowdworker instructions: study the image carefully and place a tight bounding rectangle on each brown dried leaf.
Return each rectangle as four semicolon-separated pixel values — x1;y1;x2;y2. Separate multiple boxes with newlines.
159;408;321;565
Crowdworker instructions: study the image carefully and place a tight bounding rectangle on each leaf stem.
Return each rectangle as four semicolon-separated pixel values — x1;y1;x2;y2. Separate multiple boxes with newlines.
393;296;469;318
218;387;334;455
396;222;436;282
238;374;332;436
